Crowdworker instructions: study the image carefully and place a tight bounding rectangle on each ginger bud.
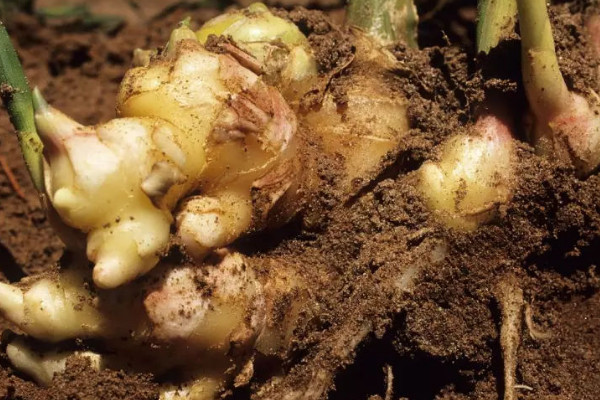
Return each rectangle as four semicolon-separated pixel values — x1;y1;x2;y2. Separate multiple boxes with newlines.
196;3;317;88
418;115;516;231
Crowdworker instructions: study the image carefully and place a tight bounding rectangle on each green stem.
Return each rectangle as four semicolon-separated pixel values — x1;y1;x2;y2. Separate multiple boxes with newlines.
347;0;419;48
476;0;517;54
0;22;44;193
517;0;570;120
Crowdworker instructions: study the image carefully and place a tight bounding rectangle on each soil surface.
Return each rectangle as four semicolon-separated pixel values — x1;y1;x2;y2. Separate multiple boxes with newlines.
1;1;600;400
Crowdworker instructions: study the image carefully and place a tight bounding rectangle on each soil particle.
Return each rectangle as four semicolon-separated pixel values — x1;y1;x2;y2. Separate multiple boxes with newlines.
519;292;600;400
550;2;600;94
51;357;158;400
275;7;354;74
0;356;159;400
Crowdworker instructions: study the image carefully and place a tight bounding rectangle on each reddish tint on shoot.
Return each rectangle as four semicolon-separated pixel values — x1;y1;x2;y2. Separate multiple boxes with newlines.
518;0;600;177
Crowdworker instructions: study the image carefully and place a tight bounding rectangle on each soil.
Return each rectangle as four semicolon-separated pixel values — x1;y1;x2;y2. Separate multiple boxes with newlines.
1;1;600;400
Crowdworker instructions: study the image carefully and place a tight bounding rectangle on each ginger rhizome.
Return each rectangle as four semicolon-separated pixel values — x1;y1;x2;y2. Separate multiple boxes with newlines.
1;3;421;392
9;0;599;397
0;251;309;396
37;22;300;289
33;2;421;289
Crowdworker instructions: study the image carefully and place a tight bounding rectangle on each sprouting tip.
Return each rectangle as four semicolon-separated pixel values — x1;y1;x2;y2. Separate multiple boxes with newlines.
179;16;192;28
32;87;49;114
166;20;197;56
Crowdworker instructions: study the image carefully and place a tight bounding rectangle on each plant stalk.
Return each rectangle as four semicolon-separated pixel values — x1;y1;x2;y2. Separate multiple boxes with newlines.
0;22;44;193
477;0;517;54
346;0;419;48
517;0;570;120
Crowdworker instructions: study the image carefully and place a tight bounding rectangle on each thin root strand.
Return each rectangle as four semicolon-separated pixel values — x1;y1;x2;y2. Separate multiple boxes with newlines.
0;155;26;200
384;364;393;400
525;304;552;341
496;275;524;400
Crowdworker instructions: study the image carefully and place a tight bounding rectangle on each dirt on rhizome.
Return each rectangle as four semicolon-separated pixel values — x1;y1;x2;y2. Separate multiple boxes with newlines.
0;0;599;399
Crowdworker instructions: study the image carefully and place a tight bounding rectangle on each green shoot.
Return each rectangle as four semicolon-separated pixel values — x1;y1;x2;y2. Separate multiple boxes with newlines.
347;0;419;48
477;0;517;54
0;22;44;193
517;0;570;120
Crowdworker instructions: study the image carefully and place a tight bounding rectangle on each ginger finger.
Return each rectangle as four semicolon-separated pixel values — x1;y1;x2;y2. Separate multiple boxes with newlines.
6;337;223;400
0;267;106;342
6;337;103;386
34;99;176;289
1;252;308;359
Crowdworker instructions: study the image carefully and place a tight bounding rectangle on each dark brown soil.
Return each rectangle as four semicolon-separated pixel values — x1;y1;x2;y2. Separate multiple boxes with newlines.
1;1;600;400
